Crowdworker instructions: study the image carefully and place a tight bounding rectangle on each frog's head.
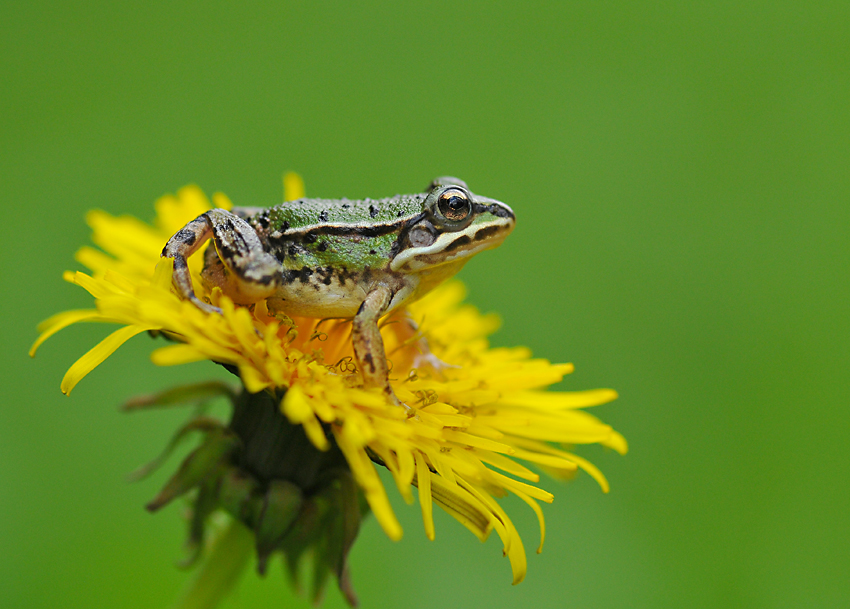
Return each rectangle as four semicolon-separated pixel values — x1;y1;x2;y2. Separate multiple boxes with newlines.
390;177;515;273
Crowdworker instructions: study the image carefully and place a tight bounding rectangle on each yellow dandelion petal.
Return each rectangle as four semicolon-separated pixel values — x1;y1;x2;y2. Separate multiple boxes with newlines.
150;344;210;366
422;448;457;486
67;270;123;300
151;257;175;290
370;444;414;505
500;388;618;409
86;210;164;265
459;478;527;584
334;426;402;541
508;447;580;471
396;446;416;495
283;172;305;201
442;430;516;455
238;363;270;394
154;185;217;235
427;473;494;543
30;309;104;357
558;450;612;493
415;454;436;540
75;245;117;275
603;429;629;455
211;191;234;211
61;325;152;395
473;449;540;482
282;385;329;451
510;488;546;554
485;470;554;504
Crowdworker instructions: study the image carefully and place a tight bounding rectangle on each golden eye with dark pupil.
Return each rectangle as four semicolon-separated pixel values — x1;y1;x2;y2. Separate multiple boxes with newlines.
438;188;471;222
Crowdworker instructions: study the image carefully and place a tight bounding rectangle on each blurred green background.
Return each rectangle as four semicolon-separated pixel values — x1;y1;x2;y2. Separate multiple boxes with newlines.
2;2;848;608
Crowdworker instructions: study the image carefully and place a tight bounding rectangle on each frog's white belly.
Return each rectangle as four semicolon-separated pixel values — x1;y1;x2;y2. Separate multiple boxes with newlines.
270;267;419;319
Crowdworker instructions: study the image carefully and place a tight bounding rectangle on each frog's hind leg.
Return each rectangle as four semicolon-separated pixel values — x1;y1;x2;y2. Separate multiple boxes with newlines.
162;215;219;313
200;209;283;305
162;209;282;312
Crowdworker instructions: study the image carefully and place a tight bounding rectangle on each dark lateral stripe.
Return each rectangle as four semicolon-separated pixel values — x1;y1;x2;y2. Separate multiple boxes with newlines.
444;235;472;253
286;212;426;239
472;202;514;220
473;224;502;241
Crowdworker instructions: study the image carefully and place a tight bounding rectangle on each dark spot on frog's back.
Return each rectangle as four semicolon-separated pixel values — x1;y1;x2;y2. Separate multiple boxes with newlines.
304;233;318;244
298;267;313;283
319;210;329;222
369;205;378;218
317;241;327;252
316;267;334;285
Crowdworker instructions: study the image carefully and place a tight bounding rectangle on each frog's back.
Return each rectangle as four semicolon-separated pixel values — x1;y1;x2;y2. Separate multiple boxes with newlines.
234;194;427;319
263;194;425;232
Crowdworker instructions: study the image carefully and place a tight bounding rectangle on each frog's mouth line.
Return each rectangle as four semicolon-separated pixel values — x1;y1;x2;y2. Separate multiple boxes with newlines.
390;218;514;272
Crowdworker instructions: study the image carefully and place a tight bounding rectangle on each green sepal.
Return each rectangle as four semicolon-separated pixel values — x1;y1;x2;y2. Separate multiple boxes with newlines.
280;498;321;595
255;480;303;574
122;381;235;412
312;471;362;607
128;417;225;482
179;477;220;569
218;466;260;524
146;429;239;512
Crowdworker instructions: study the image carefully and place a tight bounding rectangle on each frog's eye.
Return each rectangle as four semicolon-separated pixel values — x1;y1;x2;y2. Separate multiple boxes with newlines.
437;188;472;222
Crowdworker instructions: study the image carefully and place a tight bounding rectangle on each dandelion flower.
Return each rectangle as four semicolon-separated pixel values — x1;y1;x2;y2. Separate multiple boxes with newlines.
32;177;627;606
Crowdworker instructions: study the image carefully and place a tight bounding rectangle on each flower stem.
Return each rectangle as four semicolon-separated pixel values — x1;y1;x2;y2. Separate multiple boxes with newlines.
171;517;254;609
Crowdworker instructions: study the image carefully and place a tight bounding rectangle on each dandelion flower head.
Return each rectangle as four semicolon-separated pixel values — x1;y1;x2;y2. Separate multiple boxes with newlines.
32;177;627;585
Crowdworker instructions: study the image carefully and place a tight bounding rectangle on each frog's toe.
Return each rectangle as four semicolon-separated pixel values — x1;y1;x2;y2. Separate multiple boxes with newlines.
384;387;419;419
412;351;458;378
189;296;222;315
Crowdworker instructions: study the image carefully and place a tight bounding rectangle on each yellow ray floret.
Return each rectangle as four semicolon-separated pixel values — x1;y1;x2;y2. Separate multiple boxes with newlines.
31;184;626;584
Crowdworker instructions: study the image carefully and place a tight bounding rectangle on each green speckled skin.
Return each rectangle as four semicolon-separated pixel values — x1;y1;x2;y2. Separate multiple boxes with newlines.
250;194;427;271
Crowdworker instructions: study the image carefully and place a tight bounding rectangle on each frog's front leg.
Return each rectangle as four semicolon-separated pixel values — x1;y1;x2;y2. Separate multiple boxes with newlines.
352;286;414;416
162;209;281;311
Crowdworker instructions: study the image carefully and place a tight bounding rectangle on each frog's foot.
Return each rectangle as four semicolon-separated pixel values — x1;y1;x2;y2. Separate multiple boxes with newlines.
394;314;456;379
411;350;458;378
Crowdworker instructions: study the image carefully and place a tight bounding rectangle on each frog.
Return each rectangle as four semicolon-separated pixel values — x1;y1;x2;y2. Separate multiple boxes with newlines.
161;177;515;413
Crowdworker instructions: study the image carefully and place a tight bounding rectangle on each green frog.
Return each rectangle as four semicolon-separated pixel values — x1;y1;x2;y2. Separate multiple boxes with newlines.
162;177;515;412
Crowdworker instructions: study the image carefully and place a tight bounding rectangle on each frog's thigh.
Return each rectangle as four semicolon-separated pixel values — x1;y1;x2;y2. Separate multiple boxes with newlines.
204;209;282;303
